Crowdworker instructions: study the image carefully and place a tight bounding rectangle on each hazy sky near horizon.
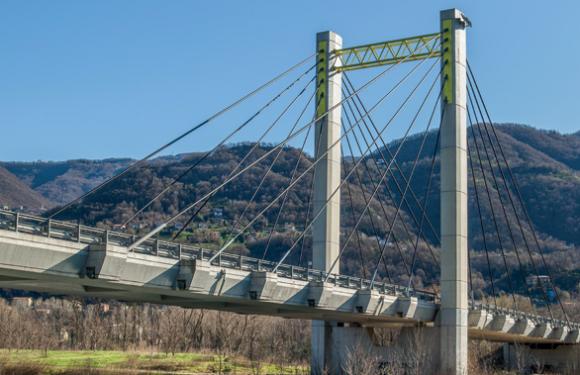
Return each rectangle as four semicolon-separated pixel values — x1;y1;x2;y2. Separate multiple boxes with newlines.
1;1;579;161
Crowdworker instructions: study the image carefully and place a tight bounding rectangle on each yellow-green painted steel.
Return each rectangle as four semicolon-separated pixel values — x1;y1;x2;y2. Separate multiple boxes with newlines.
333;33;441;72
441;20;453;103
316;40;328;117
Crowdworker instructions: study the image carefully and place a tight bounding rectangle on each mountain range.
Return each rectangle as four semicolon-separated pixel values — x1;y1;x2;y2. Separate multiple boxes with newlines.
1;123;578;293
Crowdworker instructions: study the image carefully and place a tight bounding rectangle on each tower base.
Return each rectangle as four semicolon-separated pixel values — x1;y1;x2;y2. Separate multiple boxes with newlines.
311;324;440;375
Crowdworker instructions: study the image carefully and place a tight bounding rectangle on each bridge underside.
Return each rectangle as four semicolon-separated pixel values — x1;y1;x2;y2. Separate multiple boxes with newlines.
0;228;578;347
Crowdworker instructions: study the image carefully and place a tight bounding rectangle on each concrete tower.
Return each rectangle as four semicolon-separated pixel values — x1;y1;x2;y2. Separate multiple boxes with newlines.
439;8;470;375
311;30;342;374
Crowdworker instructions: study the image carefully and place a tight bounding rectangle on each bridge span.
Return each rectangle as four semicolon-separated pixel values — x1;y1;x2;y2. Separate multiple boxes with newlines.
0;209;578;348
2;7;580;374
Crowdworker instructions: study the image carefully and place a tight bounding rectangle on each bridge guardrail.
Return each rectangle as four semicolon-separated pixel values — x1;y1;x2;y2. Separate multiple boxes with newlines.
469;301;579;330
0;209;439;302
1;211;579;330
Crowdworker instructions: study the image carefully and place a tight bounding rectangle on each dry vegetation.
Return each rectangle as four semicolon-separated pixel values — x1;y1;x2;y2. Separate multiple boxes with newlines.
0;296;578;374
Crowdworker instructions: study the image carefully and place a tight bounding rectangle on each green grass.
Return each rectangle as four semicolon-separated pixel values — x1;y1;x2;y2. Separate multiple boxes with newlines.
0;349;307;374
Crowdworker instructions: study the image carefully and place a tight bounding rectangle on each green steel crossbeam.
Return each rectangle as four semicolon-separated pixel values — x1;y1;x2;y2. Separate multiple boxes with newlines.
332;32;441;72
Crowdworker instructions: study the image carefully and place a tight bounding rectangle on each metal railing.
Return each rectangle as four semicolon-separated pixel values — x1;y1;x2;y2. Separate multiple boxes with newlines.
0;209;437;301
469;301;580;330
2;209;579;331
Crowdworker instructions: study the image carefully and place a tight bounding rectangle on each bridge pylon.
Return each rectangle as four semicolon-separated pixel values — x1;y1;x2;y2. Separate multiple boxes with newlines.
439;8;470;375
311;30;343;375
310;9;471;375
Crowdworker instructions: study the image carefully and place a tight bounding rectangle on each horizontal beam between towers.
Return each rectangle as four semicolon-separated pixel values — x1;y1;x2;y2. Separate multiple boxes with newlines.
332;32;441;72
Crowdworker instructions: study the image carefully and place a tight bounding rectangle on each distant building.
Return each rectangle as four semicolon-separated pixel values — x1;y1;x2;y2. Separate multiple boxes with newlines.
526;275;551;288
213;207;224;218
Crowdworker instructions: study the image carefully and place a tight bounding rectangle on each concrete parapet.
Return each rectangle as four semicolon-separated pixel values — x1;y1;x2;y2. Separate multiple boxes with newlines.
249;271;279;301
397;296;418;319
565;330;580;344
549;326;569;341
175;258;195;290
509;318;535;336
468;309;492;329
82;243;128;281
355;289;382;314
189;259;222;293
308;281;335;308
531;322;553;339
489;313;516;333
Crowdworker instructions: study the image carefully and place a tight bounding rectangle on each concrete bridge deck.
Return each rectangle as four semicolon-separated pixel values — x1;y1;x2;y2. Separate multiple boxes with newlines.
0;209;578;345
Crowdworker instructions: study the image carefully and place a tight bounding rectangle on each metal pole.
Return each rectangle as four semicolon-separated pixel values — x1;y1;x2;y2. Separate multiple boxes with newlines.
439;8;470;375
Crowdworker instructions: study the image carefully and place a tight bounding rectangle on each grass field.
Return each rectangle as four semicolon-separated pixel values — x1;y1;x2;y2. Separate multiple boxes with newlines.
0;349;307;374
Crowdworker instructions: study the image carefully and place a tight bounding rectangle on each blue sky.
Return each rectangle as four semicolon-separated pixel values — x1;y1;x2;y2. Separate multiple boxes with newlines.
1;1;579;161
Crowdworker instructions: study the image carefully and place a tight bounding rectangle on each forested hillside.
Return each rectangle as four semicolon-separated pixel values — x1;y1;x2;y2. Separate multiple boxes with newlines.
2;124;579;294
0;166;52;211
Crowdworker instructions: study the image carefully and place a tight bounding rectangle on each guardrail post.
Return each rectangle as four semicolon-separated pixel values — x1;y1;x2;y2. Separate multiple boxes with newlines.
178;244;182;259
239;254;243;269
104;230;109;246
290;265;294;279
218;253;222;267
77;224;82;243
200;248;204;261
257;259;262;271
14;213;19;232
155;239;159;255
47;219;52;237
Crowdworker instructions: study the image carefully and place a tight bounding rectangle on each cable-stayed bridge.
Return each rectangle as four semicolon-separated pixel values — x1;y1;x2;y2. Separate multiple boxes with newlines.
0;8;578;374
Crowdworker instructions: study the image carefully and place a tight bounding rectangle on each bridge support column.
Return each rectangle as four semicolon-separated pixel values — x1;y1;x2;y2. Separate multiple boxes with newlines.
439;8;470;375
311;30;342;375
325;325;440;374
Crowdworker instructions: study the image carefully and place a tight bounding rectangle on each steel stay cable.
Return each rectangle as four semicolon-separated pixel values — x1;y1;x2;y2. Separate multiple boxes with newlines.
172;79;321;242
170;79;317;241
345;83;440;267
467;117;499;307
344;74;441;244
213;56;440;266
340;142;372;281
341;110;408;282
271;58;441;274
406;127;440;291
321;63;442;282
129;45;439;252
469;65;568;323
343;87;439;267
467;105;519;307
296;101;327;266
123;72;316;228
341;94;412;270
341;121;394;283
467;87;538;313
466;65;566;321
234;86;318;231
261;107;319;261
48;54;316;220
367;83;442;288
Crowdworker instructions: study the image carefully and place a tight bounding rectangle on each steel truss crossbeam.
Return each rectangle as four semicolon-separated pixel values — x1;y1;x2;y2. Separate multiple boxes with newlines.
332;32;441;72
